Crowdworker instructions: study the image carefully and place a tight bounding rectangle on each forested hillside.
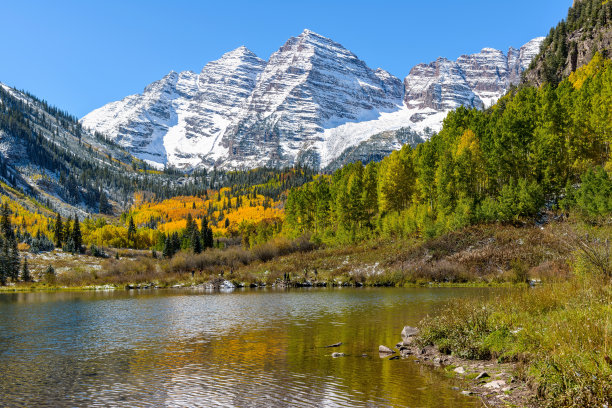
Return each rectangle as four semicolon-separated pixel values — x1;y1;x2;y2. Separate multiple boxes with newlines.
525;0;611;85
285;53;611;242
0;0;609;290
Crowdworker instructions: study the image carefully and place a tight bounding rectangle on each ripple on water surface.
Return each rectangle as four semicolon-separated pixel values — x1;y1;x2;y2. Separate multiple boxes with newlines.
0;287;490;407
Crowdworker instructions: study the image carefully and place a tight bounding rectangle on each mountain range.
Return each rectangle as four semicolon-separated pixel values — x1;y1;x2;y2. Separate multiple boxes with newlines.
79;31;543;170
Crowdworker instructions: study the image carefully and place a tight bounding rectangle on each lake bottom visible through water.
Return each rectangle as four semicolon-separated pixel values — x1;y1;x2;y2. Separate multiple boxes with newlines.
0;287;492;407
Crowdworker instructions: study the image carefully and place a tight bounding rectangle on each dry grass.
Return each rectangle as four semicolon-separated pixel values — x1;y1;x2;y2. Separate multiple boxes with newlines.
390;223;571;283
416;223;612;407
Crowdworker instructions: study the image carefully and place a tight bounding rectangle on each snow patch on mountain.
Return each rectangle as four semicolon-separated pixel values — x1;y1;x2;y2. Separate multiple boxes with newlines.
81;32;544;170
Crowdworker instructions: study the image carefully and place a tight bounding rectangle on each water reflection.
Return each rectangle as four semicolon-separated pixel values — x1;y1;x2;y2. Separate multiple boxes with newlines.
0;288;488;407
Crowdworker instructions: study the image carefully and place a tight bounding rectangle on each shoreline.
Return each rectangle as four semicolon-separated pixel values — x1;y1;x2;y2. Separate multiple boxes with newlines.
0;280;520;293
396;327;537;407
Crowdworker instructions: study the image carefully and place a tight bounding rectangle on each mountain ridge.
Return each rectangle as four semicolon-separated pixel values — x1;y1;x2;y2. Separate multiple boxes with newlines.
81;31;544;170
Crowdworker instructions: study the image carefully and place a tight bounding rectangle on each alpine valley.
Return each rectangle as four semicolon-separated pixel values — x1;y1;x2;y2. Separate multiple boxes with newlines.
1;1;611;407
81;30;544;170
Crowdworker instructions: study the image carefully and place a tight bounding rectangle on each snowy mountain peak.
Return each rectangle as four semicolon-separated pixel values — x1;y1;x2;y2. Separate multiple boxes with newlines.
218;45;260;61
404;37;545;111
81;33;544;170
298;28;325;39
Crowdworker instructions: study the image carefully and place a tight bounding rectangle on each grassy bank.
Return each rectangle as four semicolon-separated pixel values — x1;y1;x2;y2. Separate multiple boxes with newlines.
416;225;611;407
2;221;575;291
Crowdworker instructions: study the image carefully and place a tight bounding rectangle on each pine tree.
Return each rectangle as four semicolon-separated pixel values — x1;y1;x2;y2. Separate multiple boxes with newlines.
72;214;82;253
171;232;181;255
185;213;195;237
99;191;111;214
54;213;63;247
162;234;172;258
63;215;72;249
44;265;56;284
9;236;19;281
127;216;136;245
21;257;31;282
191;229;202;254
201;217;214;249
0;238;6;286
1;203;12;239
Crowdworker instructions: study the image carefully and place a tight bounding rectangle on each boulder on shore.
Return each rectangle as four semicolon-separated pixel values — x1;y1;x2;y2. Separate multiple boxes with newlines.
401;326;419;339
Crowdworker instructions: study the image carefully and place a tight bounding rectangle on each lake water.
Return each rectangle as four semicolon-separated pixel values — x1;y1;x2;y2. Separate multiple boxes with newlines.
0;287;490;407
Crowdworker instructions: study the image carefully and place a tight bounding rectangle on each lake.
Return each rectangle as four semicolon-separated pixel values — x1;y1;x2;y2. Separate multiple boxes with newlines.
0;287;490;407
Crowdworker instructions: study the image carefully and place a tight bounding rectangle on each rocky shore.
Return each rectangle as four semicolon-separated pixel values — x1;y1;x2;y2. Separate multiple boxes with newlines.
393;326;537;408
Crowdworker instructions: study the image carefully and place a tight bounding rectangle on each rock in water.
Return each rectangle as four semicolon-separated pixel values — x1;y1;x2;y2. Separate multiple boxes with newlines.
331;352;346;358
379;345;395;354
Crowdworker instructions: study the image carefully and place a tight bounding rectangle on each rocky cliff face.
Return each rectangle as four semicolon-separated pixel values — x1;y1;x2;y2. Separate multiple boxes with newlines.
82;31;543;170
220;30;404;169
81;47;265;167
524;0;611;86
404;38;544;111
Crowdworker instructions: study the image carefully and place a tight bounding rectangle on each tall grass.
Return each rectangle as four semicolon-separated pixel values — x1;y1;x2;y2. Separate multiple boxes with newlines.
417;225;612;407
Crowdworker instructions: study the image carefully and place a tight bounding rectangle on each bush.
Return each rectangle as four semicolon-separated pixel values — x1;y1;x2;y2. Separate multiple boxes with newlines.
43;265;56;284
575;166;612;222
29;234;54;254
417;277;612;407
510;259;529;283
88;244;108;258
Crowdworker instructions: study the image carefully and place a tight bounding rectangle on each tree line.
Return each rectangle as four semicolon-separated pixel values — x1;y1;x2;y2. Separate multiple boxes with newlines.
285;53;611;242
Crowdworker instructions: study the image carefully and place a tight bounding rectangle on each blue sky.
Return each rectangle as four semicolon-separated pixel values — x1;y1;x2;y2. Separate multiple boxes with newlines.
1;0;571;117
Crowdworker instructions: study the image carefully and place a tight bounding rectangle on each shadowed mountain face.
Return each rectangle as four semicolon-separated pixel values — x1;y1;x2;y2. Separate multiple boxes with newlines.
81;30;543;170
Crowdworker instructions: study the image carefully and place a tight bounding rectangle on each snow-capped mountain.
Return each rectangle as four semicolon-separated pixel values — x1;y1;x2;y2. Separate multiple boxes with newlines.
81;31;544;170
405;37;545;111
221;29;404;169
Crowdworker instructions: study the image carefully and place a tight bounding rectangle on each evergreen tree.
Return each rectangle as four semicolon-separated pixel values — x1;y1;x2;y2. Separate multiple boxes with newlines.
53;213;63;247
0;238;7;286
171;232;181;255
1;203;13;240
185;213;195;237
127;216;136;245
99;191;111;214
191;229;202;254
162;234;172;258
21;257;31;282
72;214;82;253
63;215;72;249
9;236;19;281
201;218;214;249
44;265;56;284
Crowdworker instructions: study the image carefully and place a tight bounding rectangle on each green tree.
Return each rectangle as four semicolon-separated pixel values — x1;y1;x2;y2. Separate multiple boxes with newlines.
72;214;82;253
21;257;31;282
1;203;12;240
162;234;173;258
9;236;19;281
379;146;416;214
361;162;378;227
191;229;202;254
53;213;63;247
99;191;111;214
127;216;136;245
